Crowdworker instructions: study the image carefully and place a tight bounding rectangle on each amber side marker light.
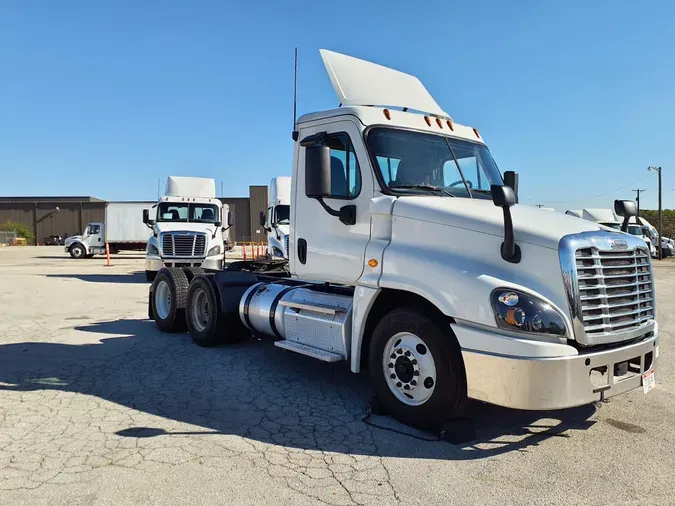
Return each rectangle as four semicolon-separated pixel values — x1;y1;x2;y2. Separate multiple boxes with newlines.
447;120;454;131
435;118;443;129
368;259;378;268
383;109;391;120
424;116;431;126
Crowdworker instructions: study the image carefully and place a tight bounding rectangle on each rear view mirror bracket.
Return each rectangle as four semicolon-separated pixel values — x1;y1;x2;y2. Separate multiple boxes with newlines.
492;185;521;263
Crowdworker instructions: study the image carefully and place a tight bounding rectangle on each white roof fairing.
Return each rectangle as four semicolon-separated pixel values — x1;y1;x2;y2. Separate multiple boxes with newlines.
319;49;450;119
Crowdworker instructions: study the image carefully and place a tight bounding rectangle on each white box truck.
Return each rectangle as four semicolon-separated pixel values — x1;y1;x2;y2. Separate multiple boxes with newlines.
147;50;659;431
143;177;233;282
260;176;291;259
64;202;153;258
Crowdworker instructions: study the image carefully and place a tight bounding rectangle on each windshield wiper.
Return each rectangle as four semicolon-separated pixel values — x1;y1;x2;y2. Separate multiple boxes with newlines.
390;184;456;197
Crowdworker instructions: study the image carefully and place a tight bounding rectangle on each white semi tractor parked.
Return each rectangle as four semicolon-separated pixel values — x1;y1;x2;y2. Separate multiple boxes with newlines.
260;176;291;259
566;208;657;257
148;50;659;430
65;202;153;259
143;177;233;282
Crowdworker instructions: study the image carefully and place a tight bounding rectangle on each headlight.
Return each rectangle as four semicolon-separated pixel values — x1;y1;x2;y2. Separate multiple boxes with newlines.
491;289;567;337
207;244;221;256
147;244;159;256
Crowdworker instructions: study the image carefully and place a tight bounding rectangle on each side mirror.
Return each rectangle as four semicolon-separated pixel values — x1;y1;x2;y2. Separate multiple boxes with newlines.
305;145;331;198
614;199;637;233
259;211;265;227
503;171;519;204
492;185;520;263
228;212;234;227
214;221;222;228
143;209;154;227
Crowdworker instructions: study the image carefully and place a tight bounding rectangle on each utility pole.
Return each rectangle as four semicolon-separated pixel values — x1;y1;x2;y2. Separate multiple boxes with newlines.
648;167;662;260
632;189;646;218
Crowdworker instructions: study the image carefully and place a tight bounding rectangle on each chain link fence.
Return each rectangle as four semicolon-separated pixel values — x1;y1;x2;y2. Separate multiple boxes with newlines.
0;231;17;245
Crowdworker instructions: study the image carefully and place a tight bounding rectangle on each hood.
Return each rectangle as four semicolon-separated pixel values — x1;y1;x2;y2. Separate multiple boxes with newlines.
64;235;83;245
393;197;603;250
154;222;221;236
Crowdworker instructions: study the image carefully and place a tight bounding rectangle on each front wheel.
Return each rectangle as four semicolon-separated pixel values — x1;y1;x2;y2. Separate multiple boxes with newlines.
151;268;189;333
368;307;468;430
69;244;85;259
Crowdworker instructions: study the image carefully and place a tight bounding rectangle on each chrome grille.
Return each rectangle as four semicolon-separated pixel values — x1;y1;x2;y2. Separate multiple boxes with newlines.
161;233;206;257
575;248;654;334
560;231;656;347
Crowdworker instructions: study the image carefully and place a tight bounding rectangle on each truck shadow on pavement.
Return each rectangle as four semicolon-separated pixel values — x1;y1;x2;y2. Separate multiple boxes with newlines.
45;272;147;284
0;318;597;461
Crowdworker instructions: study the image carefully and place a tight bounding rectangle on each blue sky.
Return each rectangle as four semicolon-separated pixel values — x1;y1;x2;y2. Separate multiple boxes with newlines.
1;0;673;211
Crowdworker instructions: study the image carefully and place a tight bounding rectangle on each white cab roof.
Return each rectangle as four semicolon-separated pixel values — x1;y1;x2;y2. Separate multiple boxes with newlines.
320;49;450;119
270;176;291;206
165;177;216;198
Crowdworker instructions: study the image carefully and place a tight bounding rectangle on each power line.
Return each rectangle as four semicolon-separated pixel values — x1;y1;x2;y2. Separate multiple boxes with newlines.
521;172;656;204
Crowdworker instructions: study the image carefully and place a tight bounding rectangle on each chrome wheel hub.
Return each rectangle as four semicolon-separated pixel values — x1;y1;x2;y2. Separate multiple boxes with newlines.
382;332;436;406
190;288;209;332
155;280;171;320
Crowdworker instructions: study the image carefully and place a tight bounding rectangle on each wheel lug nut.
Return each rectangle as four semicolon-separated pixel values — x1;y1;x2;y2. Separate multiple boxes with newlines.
390;354;396;359
412;359;417;365
404;350;411;357
396;349;403;354
396;382;402;388
403;384;410;390
388;363;393;368
390;374;396;379
411;380;417;386
414;371;420;376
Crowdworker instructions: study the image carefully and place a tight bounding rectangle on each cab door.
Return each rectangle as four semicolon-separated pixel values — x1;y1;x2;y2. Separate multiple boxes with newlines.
292;120;373;285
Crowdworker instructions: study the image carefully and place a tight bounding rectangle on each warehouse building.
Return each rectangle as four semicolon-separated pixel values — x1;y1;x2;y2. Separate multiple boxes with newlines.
0;185;269;245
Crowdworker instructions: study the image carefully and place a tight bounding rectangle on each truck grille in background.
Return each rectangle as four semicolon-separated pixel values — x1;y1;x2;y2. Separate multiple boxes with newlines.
575;248;654;335
161;233;206;257
285;235;289;258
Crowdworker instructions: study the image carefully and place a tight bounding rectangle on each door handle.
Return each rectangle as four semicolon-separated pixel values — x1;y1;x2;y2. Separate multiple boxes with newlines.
297;238;307;264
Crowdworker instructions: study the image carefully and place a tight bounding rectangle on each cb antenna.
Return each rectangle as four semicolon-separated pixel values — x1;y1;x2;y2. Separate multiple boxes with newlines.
292;47;299;141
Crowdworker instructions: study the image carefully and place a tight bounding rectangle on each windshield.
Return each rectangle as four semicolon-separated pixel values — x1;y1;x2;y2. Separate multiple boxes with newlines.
157;203;220;223
367;128;503;198
599;222;621;230
627;225;643;236
274;205;290;225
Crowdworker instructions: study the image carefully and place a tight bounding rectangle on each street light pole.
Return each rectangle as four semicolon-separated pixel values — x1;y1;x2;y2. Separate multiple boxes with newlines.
648;166;662;260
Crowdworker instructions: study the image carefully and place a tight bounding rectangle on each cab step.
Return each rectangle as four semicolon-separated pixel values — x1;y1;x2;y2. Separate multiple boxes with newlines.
274;340;343;362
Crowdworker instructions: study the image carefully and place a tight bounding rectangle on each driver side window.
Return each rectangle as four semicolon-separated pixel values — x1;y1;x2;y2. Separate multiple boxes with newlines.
322;133;361;199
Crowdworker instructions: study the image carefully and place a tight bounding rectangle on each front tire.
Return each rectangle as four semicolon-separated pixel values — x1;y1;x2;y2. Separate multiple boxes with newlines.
151;268;189;333
69;244;85;259
368;307;468;430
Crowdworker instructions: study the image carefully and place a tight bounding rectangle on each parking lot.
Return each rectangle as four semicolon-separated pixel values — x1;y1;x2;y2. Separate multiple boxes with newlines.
0;247;674;505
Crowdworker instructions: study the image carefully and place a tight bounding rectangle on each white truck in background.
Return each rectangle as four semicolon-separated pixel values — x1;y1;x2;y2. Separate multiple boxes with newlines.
566;208;657;257
65;202;153;259
148;50;659;432
260;176;291;259
143;177;233;282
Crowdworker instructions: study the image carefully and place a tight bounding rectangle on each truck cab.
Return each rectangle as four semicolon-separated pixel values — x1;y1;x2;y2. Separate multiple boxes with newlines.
149;50;659;431
144;177;232;281
64;222;104;258
261;176;291;259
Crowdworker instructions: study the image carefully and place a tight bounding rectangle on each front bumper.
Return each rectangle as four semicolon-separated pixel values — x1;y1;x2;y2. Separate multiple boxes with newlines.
459;329;658;410
145;255;223;273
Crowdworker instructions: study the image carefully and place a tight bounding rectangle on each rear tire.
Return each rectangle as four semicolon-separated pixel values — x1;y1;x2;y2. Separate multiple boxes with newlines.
151;268;189;333
145;270;157;283
368;307;468;431
185;276;225;347
69;244;85;259
183;267;207;282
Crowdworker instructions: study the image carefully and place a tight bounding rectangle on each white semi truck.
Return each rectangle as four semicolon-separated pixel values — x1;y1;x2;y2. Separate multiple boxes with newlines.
147;50;659;430
260;176;291;259
64;202;153;258
566;208;657;257
143;177;233;282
